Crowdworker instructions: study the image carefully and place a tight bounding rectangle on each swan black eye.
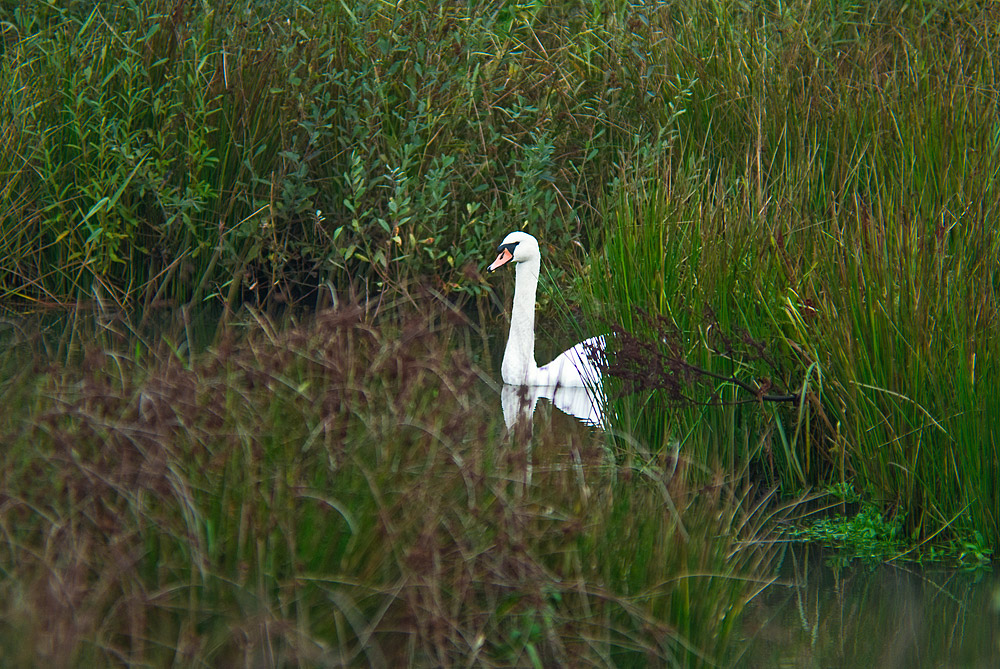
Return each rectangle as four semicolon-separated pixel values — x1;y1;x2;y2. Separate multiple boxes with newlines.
497;241;519;253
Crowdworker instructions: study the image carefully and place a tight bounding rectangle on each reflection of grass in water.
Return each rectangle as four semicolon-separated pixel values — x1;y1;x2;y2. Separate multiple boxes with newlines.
0;302;779;666
745;544;1000;668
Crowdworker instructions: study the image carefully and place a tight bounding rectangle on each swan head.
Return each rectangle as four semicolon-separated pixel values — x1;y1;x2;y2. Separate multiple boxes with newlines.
487;231;539;272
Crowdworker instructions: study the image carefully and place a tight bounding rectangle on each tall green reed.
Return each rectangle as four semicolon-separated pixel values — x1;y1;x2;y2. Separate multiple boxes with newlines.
582;1;1000;549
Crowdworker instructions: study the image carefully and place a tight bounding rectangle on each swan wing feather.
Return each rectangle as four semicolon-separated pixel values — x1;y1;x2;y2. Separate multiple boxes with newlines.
535;335;605;387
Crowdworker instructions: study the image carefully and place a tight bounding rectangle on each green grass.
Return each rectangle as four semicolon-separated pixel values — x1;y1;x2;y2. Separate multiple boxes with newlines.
787;498;993;568
581;2;1000;552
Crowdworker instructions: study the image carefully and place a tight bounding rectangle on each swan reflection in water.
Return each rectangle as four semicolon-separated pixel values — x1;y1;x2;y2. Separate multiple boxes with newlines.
500;382;606;431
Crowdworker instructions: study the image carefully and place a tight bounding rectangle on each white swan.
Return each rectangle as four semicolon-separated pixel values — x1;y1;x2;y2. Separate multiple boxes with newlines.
488;231;604;388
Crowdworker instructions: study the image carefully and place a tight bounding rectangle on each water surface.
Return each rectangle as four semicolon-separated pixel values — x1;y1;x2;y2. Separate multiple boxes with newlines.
743;545;999;667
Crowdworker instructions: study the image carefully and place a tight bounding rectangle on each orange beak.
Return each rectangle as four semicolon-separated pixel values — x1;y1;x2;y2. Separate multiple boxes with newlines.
488;247;514;272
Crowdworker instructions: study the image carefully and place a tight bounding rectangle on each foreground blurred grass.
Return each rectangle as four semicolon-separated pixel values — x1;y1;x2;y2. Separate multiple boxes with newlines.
0;302;778;666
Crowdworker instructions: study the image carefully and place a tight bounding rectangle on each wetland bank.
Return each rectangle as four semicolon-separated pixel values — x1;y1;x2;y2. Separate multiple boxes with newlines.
2;0;999;665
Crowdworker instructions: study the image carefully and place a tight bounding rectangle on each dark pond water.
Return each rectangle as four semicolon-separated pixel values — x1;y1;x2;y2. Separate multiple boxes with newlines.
741;544;999;667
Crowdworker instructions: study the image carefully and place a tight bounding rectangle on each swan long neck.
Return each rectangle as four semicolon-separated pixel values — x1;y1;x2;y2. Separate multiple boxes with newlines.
502;255;540;384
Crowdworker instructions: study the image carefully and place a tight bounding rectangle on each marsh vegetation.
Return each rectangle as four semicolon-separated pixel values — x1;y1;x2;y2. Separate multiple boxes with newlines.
1;0;998;665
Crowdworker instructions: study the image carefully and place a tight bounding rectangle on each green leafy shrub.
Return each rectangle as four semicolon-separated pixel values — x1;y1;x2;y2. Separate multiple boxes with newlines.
0;0;678;311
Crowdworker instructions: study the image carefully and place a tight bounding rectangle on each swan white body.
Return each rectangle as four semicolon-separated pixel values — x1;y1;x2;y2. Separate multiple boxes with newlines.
488;231;604;388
